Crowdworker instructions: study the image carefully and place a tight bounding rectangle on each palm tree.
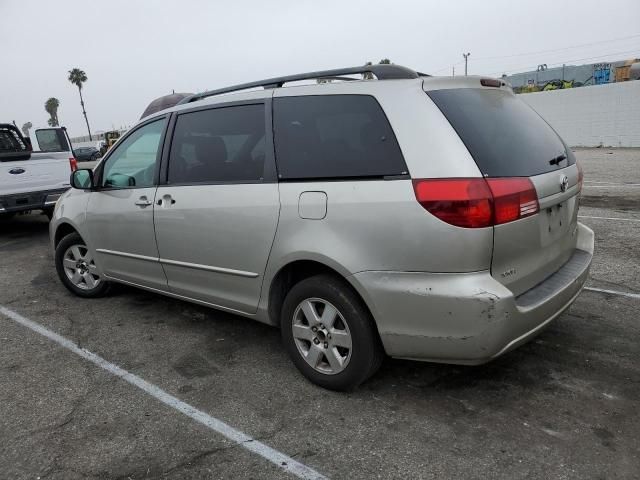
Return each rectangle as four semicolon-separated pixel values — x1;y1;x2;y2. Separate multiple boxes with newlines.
21;121;33;137
45;98;60;126
68;68;92;140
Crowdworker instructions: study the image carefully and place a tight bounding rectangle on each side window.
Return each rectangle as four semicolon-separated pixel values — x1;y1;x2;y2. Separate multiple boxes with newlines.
273;95;407;180
101;119;166;188
35;128;70;152
168;104;266;184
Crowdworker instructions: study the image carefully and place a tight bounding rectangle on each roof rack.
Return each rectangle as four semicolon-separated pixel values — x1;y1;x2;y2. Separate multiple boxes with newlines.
178;64;429;105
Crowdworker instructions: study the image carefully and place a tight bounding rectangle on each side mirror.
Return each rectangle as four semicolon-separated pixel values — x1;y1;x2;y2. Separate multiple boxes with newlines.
70;169;94;189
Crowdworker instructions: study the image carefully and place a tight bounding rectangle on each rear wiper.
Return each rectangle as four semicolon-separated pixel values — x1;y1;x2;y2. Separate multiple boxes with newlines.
549;154;567;166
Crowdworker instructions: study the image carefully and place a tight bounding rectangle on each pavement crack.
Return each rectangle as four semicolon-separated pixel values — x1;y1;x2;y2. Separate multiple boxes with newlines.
157;444;240;477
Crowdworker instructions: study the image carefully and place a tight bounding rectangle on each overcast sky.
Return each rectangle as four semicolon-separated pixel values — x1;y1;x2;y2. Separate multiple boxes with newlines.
1;0;638;138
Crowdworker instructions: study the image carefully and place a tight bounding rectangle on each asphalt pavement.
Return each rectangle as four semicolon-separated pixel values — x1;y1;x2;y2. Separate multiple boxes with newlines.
1;149;638;479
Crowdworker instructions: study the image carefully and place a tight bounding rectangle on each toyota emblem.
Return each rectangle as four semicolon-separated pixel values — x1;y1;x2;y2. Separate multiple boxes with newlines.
560;175;569;192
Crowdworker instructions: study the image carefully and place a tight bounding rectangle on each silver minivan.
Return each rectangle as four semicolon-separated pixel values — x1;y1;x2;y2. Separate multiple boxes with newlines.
51;65;594;391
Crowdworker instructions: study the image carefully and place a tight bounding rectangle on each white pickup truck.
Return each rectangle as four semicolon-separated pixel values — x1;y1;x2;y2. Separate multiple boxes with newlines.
0;123;76;219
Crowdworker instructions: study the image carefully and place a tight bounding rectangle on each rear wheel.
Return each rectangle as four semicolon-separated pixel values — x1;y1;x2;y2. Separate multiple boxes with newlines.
281;274;383;391
55;233;110;297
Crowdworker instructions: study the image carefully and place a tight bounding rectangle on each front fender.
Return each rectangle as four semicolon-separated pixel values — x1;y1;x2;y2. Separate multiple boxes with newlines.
49;189;91;255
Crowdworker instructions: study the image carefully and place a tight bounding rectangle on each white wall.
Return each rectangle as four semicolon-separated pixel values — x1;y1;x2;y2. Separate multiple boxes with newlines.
520;81;640;147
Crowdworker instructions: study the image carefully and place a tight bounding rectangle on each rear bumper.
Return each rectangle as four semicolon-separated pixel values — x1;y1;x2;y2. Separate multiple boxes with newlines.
351;222;594;364
0;188;67;214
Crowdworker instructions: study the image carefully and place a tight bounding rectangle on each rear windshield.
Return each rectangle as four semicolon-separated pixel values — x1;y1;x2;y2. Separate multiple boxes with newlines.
427;88;572;177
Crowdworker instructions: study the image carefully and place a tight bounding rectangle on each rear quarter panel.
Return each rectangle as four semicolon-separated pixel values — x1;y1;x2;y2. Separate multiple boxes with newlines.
265;179;493;275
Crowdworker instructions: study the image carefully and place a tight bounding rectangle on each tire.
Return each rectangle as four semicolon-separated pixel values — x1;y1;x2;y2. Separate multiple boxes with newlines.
0;212;16;221
281;274;384;391
55;232;111;298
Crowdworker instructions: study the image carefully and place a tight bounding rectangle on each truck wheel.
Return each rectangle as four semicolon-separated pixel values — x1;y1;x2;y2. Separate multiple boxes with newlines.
55;233;110;297
281;274;384;391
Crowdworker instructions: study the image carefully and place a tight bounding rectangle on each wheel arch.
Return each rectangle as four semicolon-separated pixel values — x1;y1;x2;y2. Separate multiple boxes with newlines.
53;222;81;248
266;257;382;339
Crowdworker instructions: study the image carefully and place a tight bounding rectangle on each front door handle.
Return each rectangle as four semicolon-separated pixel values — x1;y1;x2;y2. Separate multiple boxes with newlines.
134;197;152;207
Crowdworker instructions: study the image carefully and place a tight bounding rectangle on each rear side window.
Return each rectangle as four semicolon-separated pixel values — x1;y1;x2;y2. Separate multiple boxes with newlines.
427;88;571;177
168;104;266;184
35;128;70;152
273;95;407;180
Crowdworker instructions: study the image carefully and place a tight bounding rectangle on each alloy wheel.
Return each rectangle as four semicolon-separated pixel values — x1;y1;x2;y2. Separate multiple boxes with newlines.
291;298;352;375
62;244;101;290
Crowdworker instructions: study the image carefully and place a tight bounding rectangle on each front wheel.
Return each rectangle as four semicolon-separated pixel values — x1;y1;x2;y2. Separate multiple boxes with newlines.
55;232;110;297
281;274;383;391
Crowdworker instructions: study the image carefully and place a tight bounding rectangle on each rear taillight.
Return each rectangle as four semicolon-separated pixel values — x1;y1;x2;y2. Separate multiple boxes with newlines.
486;178;539;225
69;157;78;172
412;178;492;228
413;177;539;228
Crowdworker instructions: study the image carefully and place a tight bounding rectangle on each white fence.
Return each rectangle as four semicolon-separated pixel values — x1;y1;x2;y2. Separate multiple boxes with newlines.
520;81;640;147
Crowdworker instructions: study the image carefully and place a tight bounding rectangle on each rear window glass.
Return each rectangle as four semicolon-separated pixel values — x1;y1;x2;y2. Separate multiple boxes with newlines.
35;128;70;152
427;88;571;177
273;95;407;180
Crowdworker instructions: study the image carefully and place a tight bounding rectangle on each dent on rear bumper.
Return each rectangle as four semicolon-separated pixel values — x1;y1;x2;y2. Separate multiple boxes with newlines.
350;223;594;364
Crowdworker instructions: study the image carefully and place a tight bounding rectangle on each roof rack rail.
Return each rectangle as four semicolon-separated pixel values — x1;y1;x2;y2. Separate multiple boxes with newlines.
178;64;429;105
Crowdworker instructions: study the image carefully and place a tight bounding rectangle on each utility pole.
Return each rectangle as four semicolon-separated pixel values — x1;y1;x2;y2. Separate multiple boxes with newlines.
463;52;471;76
452;66;455;77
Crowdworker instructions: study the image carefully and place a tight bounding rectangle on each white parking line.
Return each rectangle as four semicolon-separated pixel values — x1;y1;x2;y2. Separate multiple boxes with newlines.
584;181;640;186
584;185;640;188
578;215;640;223
0;305;327;480
584;287;640;300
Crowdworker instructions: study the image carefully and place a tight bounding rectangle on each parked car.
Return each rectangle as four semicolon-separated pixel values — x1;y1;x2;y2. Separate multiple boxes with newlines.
74;146;100;162
50;65;594;391
1;123;76;220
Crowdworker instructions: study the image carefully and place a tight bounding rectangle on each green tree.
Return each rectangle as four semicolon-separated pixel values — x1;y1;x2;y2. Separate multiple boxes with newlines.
68;68;92;140
44;98;60;126
21;121;33;137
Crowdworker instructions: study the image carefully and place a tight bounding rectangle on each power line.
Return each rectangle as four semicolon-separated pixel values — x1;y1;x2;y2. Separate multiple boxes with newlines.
473;33;640;62
431;61;463;75
427;35;640;77
487;48;640;76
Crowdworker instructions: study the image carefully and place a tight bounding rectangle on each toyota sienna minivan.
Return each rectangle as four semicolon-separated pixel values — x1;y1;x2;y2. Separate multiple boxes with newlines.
51;64;594;391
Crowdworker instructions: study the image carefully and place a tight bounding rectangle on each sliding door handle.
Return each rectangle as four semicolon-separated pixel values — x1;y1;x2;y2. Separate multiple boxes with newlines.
157;194;176;207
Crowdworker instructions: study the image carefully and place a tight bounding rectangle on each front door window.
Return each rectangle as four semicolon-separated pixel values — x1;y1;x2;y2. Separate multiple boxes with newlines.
102;119;166;188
